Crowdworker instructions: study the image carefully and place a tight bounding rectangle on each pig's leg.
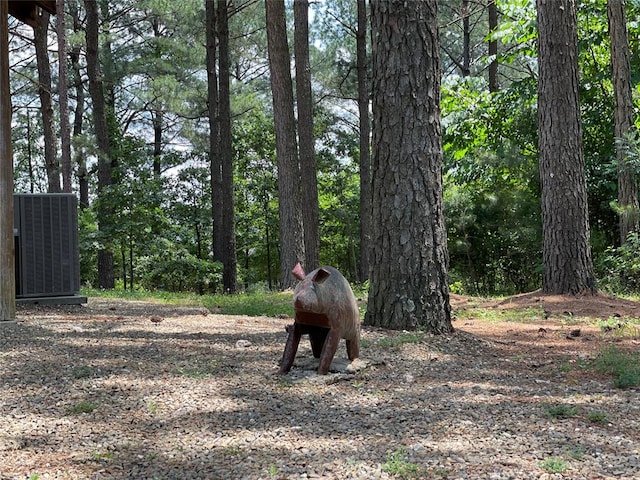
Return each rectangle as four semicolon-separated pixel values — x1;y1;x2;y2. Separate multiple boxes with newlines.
346;336;360;361
309;327;329;358
278;323;302;374
317;328;341;375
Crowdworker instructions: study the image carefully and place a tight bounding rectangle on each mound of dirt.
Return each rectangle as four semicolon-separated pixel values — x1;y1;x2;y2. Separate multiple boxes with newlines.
451;290;640;320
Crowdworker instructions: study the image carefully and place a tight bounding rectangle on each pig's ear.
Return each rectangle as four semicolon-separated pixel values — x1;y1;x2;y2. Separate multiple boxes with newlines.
312;268;331;284
292;262;306;280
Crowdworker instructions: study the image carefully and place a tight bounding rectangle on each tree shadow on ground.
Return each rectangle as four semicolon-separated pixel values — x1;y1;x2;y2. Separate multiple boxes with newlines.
1;300;637;479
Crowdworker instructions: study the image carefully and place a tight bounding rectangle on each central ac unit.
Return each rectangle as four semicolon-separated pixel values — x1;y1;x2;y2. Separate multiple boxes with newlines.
14;194;81;298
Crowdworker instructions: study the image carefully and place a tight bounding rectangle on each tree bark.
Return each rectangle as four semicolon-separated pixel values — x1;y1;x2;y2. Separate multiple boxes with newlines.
69;1;87;208
0;0;16;320
218;0;237;292
357;0;371;282
266;0;305;289
152;109;162;177
608;0;638;243
151;17;162;178
85;0;115;289
365;0;452;333
461;0;470;77
206;0;224;268
56;0;72;192
488;0;498;92
537;0;596;294
294;0;320;273
35;10;61;193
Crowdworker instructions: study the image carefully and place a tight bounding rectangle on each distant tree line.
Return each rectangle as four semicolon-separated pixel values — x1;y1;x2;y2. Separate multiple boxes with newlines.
6;0;640;330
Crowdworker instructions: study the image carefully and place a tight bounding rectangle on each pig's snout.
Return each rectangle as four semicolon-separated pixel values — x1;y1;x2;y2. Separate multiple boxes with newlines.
293;288;319;312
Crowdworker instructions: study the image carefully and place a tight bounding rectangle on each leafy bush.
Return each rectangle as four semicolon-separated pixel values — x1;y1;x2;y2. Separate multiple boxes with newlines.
596;232;640;294
137;253;222;294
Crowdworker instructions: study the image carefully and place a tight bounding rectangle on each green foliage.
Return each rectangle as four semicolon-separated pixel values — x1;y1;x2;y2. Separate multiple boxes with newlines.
92;451;115;462
67;401;98;415
82;287;210;307
592;346;640;388
146;399;160;415
137;251;222;294
85;286;294;317
491;0;537;63
233;102;280;289
587;411;608;423
78;208;100;288
377;333;425;350
201;291;294;317
442;77;541;295
593;316;640;338
381;448;421;479
539;457;568;474
454;306;544;323
596;232;640;293
543;404;580;419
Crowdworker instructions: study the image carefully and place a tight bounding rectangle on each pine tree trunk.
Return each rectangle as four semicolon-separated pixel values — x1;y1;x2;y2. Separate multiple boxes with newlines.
488;0;498;92
608;0;638;243
218;0;237;293
151;18;162;178
35;11;61;193
537;0;596;294
206;0;224;269
266;0;305;289
152;109;162;177
294;0;320;272
357;0;371;282
56;0;72;192
0;0;16;320
85;0;115;289
461;0;470;76
366;0;452;333
69;2;87;208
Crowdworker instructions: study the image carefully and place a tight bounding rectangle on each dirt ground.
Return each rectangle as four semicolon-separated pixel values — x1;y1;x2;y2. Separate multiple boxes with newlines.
468;290;640;320
1;291;638;479
451;290;640;357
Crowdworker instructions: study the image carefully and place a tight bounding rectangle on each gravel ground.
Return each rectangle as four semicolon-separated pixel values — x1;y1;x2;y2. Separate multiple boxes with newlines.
0;297;638;480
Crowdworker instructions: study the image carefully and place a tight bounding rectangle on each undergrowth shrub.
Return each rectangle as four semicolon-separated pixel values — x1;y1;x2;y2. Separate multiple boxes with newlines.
137;254;222;293
596;232;640;294
592;346;640;388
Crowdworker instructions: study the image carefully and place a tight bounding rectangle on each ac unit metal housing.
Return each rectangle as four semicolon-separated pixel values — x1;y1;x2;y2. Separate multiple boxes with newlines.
14;194;83;302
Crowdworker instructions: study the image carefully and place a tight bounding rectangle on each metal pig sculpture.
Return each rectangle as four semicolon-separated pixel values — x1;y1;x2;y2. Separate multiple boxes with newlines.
278;263;361;375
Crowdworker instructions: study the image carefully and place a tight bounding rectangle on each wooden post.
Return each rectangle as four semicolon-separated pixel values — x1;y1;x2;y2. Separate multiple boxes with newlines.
0;0;16;321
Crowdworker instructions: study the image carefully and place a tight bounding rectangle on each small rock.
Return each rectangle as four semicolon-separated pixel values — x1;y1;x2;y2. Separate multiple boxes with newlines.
235;339;252;348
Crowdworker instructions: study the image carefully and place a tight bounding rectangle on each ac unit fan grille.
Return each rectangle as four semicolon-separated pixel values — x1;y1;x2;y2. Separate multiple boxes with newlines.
15;194;80;297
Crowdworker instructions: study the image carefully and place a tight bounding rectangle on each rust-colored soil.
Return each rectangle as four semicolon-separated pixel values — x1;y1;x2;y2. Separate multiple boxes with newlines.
452;290;640;359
